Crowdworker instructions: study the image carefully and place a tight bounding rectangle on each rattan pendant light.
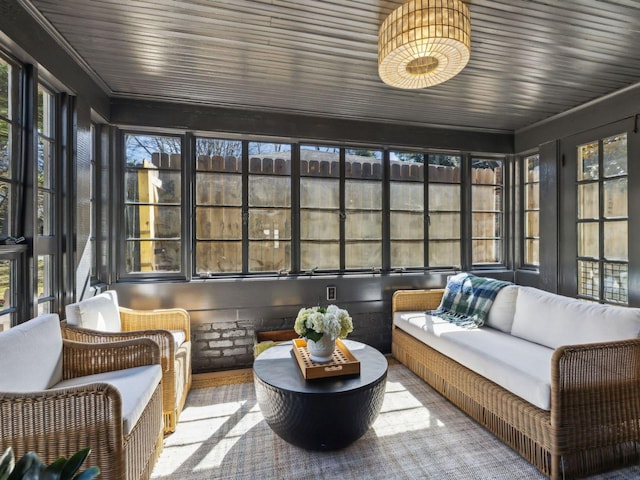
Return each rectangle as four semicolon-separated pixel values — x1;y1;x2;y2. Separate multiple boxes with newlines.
378;0;471;89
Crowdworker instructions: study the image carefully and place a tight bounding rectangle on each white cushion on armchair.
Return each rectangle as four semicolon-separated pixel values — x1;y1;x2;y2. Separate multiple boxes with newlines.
0;313;63;392
66;291;121;332
65;290;186;349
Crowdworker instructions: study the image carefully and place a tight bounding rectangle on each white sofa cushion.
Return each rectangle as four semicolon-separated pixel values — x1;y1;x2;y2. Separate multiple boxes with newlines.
485;285;519;333
394;311;554;410
0;314;63;392
66;291;121;332
54;364;162;435
170;329;186;349
511;286;640;349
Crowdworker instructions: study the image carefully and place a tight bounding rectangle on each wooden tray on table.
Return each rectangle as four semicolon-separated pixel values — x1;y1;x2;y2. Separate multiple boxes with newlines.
292;338;361;380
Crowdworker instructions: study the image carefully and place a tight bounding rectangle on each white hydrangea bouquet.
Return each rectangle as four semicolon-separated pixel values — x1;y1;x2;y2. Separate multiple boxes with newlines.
294;304;353;343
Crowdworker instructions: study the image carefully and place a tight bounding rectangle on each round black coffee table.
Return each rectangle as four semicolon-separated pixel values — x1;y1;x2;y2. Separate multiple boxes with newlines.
253;339;387;450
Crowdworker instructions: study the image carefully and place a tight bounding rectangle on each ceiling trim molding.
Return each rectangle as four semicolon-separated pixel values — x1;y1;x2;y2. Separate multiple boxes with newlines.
112;92;514;136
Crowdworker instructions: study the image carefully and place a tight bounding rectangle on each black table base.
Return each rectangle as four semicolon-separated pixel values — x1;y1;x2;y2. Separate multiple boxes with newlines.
254;371;387;450
253;340;388;451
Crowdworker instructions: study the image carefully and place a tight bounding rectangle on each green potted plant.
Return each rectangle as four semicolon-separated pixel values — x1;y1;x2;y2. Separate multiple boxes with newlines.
0;447;99;480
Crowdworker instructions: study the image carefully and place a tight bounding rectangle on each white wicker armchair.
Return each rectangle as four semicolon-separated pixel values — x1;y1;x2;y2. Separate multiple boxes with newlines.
0;313;164;480
61;290;192;434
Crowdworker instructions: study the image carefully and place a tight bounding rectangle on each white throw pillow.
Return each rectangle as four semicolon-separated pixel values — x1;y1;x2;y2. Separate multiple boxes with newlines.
511;286;640;349
76;292;122;332
485;285;519;333
0;313;63;391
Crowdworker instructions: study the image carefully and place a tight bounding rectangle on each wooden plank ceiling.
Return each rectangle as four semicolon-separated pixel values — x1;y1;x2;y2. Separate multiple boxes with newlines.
27;0;640;133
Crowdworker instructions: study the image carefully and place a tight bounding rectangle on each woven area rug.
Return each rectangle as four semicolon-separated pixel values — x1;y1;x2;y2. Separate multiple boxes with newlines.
151;364;640;480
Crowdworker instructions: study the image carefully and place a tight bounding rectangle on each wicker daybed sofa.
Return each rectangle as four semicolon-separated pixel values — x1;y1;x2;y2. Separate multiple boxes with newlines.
392;284;640;479
0;313;164;480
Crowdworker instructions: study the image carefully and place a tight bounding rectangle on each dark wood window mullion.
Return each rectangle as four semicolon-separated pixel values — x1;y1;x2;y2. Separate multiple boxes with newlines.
424;153;429;269
241;140;249;274
461;153;471;270
339;148;345;271
598;139;605;303
291;143;300;274
381;150;390;272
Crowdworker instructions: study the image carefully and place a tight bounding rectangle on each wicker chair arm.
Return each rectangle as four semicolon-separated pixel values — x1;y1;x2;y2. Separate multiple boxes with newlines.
392;289;445;313
0;382;124;456
61;321;174;372
119;306;191;341
550;338;640;448
62;338;160;380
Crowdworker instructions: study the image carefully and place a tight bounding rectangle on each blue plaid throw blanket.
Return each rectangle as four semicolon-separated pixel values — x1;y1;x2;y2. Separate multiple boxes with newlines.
428;273;512;328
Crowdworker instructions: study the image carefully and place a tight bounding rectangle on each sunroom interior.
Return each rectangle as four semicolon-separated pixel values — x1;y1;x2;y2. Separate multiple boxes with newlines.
1;0;640;476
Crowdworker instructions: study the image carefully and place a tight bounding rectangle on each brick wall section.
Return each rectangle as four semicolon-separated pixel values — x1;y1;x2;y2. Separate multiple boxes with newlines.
190;309;391;373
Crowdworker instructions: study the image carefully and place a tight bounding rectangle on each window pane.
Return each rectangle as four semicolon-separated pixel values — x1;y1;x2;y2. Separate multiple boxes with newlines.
195;138;243;275
37;86;53;138
525;155;540;182
472;240;501;264
391;241;423;268
196;207;242;240
604;221;627;261
0;59;8;118
248;142;291;272
578;141;598;180
345;149;382;269
577;222;599;258
124;134;182;274
125;205;181;238
0;259;12;331
126;240;181;272
472;185;502;211
37;139;53;188
196;242;241;274
429;155;462;268
37;255;52;298
300;146;340;270
390;153;424;268
38;191;53;236
525;239;540;266
196;173;242;206
196;138;242;164
428;154;461;173
577;183;598;219
124;171;181;203
346;242;381;269
0;121;10;179
525;211;539;237
126;135;181;169
523;154;540;267
249;176;290;207
429;240;461;268
472;213;502;238
471;159;502;184
578;260;599;299
603;178;627;218
603;133;627;177
345;149;382;179
429;184;460;211
525;183;539;210
249;240;290;272
430;213;460;239
301;242;340;270
0;182;9;238
576;133;628;305
603;262;628;304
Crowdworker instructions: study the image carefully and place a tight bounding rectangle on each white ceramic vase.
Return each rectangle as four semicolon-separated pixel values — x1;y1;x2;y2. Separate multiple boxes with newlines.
306;335;336;363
